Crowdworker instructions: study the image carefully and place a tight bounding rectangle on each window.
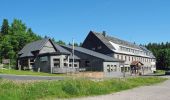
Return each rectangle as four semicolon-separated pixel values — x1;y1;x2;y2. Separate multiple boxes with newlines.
107;65;110;72
121;55;123;60
110;65;113;71
40;56;48;62
54;63;60;68
69;64;72;67
85;61;90;67
129;56;130;61
53;59;60;68
114;65;117;71
117;55;119;59
64;63;68;67
125;56;127;61
53;59;59;62
74;64;78;67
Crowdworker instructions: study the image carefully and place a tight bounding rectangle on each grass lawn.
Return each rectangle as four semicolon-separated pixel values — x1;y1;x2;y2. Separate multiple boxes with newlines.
154;70;165;75
0;69;64;76
0;77;167;100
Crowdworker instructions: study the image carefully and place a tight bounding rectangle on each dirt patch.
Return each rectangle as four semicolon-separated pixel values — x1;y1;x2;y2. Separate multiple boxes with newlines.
68;72;104;78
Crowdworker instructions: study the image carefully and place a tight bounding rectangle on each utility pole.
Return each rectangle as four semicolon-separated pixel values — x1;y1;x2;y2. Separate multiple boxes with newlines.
72;38;74;69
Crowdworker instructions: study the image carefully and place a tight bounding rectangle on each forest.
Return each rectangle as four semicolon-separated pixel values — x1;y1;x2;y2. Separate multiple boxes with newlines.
0;19;170;69
0;19;68;65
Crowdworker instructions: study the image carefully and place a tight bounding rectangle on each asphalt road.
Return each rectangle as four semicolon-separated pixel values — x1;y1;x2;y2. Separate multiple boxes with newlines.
0;74;65;80
71;76;170;100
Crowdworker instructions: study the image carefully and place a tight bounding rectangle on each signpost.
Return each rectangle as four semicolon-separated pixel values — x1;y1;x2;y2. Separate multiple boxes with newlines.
2;59;10;69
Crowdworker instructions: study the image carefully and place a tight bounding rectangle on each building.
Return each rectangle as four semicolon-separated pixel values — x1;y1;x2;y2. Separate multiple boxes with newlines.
61;45;124;74
17;38;123;75
18;38;78;73
17;31;156;76
82;31;156;73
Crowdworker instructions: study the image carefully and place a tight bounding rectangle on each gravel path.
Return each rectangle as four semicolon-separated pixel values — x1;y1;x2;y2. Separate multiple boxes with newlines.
71;76;170;100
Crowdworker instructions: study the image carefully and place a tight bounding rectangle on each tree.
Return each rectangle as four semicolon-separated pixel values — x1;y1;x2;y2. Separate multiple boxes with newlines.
1;19;9;35
0;19;42;66
56;40;66;45
0;35;15;59
157;49;170;70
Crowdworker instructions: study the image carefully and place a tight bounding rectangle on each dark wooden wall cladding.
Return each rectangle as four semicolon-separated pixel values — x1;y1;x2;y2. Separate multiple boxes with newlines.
82;31;113;54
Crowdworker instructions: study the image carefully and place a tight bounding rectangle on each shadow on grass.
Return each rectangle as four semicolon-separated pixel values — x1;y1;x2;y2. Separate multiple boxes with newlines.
142;74;165;76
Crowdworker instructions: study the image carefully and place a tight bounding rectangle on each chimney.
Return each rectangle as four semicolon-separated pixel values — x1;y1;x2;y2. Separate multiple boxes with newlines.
102;31;106;37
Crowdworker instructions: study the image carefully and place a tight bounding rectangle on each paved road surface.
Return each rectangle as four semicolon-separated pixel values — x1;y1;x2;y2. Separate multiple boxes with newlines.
71;76;170;100
0;74;65;80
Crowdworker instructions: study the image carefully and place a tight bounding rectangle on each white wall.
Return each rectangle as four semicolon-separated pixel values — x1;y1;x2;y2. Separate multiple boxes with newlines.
39;41;56;54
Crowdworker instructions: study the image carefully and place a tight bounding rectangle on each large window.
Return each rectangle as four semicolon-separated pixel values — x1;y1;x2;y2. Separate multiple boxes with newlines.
53;59;60;68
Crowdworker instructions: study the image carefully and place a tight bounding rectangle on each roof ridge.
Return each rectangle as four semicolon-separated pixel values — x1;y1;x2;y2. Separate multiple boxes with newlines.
92;31;141;49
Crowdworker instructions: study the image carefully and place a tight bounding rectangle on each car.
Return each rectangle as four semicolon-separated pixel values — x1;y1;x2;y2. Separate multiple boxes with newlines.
165;70;170;75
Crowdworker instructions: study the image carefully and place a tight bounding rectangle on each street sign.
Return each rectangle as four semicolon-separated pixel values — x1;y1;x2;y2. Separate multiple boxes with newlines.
2;59;10;64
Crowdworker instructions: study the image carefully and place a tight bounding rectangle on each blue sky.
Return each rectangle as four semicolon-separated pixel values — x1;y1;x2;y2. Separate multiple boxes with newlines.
0;0;170;45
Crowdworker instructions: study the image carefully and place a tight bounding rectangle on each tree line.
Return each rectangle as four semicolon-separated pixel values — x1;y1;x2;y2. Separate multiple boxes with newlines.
0;19;42;64
0;19;81;65
145;42;170;70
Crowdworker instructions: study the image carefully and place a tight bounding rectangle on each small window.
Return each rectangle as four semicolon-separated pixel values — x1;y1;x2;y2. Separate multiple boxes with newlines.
85;61;90;67
107;65;110;72
117;55;119;59
114;65;117;71
121;55;123;60
69;64;72;67
54;63;60;68
110;65;113;71
74;64;78;67
64;63;68;67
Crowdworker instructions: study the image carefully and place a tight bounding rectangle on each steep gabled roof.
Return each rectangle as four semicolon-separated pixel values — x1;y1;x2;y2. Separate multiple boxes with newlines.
131;61;144;66
61;45;123;62
18;38;49;58
92;31;141;50
90;31;155;58
90;31;116;50
18;38;70;58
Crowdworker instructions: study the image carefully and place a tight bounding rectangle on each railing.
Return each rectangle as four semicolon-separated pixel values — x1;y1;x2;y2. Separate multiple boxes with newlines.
52;67;79;73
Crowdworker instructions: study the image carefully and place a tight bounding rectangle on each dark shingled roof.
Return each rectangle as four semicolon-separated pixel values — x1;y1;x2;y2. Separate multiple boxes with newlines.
92;31;141;50
18;38;70;58
61;45;123;62
91;31;155;58
18;39;49;58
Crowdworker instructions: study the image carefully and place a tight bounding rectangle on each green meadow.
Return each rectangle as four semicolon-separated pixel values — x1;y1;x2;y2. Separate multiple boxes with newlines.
0;77;167;100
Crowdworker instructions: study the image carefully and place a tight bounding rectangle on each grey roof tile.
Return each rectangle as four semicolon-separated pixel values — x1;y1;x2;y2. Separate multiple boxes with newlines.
18;39;70;58
91;31;155;58
62;45;123;62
